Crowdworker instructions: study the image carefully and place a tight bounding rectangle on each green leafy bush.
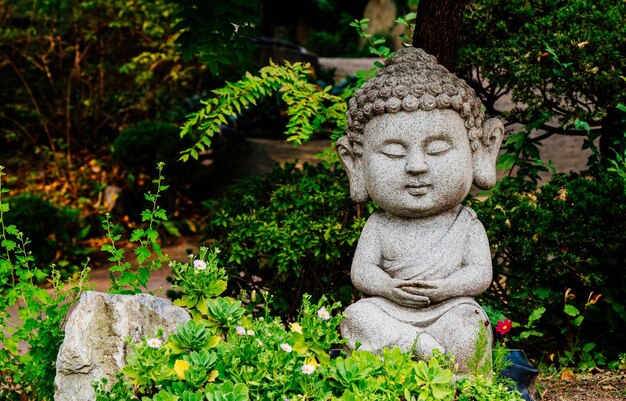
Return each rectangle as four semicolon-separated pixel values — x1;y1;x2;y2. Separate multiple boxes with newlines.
3;193;89;273
202;162;372;317
113;121;197;180
459;0;626;155
0;0;208;165
0;166;90;400
111;121;209;218
174;0;260;76
471;172;626;361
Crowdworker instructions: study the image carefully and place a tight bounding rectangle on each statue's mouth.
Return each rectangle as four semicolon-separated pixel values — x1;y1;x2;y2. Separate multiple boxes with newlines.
405;182;430;196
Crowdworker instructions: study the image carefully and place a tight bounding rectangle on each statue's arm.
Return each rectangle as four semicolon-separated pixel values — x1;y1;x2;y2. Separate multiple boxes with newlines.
440;220;493;299
350;217;390;297
351;214;430;307
400;220;492;304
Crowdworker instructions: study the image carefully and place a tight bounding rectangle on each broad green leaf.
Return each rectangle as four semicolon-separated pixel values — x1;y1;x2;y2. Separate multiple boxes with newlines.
2;239;16;251
582;342;596;352
564;304;580;317
572;315;584;326
528;306;546;326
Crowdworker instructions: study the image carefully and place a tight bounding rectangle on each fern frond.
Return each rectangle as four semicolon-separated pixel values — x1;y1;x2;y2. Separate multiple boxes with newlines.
180;61;347;161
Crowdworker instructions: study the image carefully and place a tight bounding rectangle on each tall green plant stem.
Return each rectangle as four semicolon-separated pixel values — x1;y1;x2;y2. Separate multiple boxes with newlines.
0;166;32;310
102;163;169;294
0;166;13;273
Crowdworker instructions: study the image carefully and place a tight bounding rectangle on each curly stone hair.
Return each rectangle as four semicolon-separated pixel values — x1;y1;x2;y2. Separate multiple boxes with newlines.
346;47;487;156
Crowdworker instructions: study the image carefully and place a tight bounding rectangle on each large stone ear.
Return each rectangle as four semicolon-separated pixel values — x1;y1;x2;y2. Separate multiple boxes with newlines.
473;118;504;190
336;136;369;203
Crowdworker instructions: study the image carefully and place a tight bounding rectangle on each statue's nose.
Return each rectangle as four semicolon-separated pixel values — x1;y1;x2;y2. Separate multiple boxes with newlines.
405;151;428;174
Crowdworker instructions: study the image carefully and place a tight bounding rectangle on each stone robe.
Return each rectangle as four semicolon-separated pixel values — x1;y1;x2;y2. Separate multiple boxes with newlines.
341;206;490;355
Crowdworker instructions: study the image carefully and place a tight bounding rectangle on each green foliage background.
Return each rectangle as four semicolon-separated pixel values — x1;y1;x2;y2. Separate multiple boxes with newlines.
472;173;626;358
458;0;626;154
173;0;260;75
203;163;371;317
2;194;89;272
2;1;626;398
0;0;207;156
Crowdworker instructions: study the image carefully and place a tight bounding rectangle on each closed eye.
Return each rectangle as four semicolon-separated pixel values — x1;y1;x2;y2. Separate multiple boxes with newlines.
425;139;452;155
380;143;406;158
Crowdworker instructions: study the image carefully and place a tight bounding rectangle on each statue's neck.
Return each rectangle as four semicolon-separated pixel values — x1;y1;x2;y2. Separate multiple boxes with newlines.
383;205;462;227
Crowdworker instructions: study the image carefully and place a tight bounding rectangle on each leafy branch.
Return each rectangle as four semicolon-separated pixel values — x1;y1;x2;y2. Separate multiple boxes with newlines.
180;11;421;163
180;61;347;162
349;12;416;67
349;18;392;66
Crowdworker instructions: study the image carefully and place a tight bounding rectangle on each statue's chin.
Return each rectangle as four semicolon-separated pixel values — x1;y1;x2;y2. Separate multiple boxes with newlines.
373;196;465;219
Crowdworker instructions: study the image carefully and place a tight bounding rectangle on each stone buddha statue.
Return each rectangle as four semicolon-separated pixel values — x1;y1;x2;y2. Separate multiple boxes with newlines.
336;46;504;370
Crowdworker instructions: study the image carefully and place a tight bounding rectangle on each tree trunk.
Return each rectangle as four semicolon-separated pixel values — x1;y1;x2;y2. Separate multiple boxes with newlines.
412;0;469;71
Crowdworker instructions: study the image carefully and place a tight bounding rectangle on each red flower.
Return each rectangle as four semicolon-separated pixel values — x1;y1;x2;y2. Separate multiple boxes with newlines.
496;318;513;335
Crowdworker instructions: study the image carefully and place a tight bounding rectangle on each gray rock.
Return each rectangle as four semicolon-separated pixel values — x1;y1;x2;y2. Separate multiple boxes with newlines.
54;291;189;401
337;47;504;371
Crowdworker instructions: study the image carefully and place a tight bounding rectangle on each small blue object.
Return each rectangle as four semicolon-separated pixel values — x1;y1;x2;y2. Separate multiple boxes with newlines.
501;349;540;401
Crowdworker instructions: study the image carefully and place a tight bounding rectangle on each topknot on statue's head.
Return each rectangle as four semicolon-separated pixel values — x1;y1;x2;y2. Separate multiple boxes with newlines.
346;47;487;156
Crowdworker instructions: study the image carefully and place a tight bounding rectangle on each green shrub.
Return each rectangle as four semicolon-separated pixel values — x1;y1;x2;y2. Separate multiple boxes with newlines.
3;193;89;273
173;0;260;76
0;166;90;400
0;0;209;170
113;121;197;180
207;161;626;364
112;121;205;218
458;0;626;155
471;172;626;360
202;162;372;317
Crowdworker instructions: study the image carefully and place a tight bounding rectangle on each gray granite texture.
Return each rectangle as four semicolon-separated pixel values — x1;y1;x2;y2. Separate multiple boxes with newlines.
336;47;504;371
54;291;190;401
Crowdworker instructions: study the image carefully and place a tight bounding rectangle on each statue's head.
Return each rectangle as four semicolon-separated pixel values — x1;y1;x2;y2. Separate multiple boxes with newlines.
337;47;504;217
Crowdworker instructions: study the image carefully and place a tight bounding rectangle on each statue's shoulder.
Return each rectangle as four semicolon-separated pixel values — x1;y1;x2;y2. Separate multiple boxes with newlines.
362;211;388;235
366;210;388;228
459;205;489;239
460;205;478;220
366;210;386;224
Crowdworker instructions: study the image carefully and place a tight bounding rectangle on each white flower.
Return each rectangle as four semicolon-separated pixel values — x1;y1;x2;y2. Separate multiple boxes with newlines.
317;307;330;320
146;338;162;349
193;260;207;270
280;343;293;353
246;329;255;336
235;326;246;335
301;364;316;374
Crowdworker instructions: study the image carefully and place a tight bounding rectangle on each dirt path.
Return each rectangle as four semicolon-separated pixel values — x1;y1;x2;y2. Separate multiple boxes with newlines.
538;371;626;400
